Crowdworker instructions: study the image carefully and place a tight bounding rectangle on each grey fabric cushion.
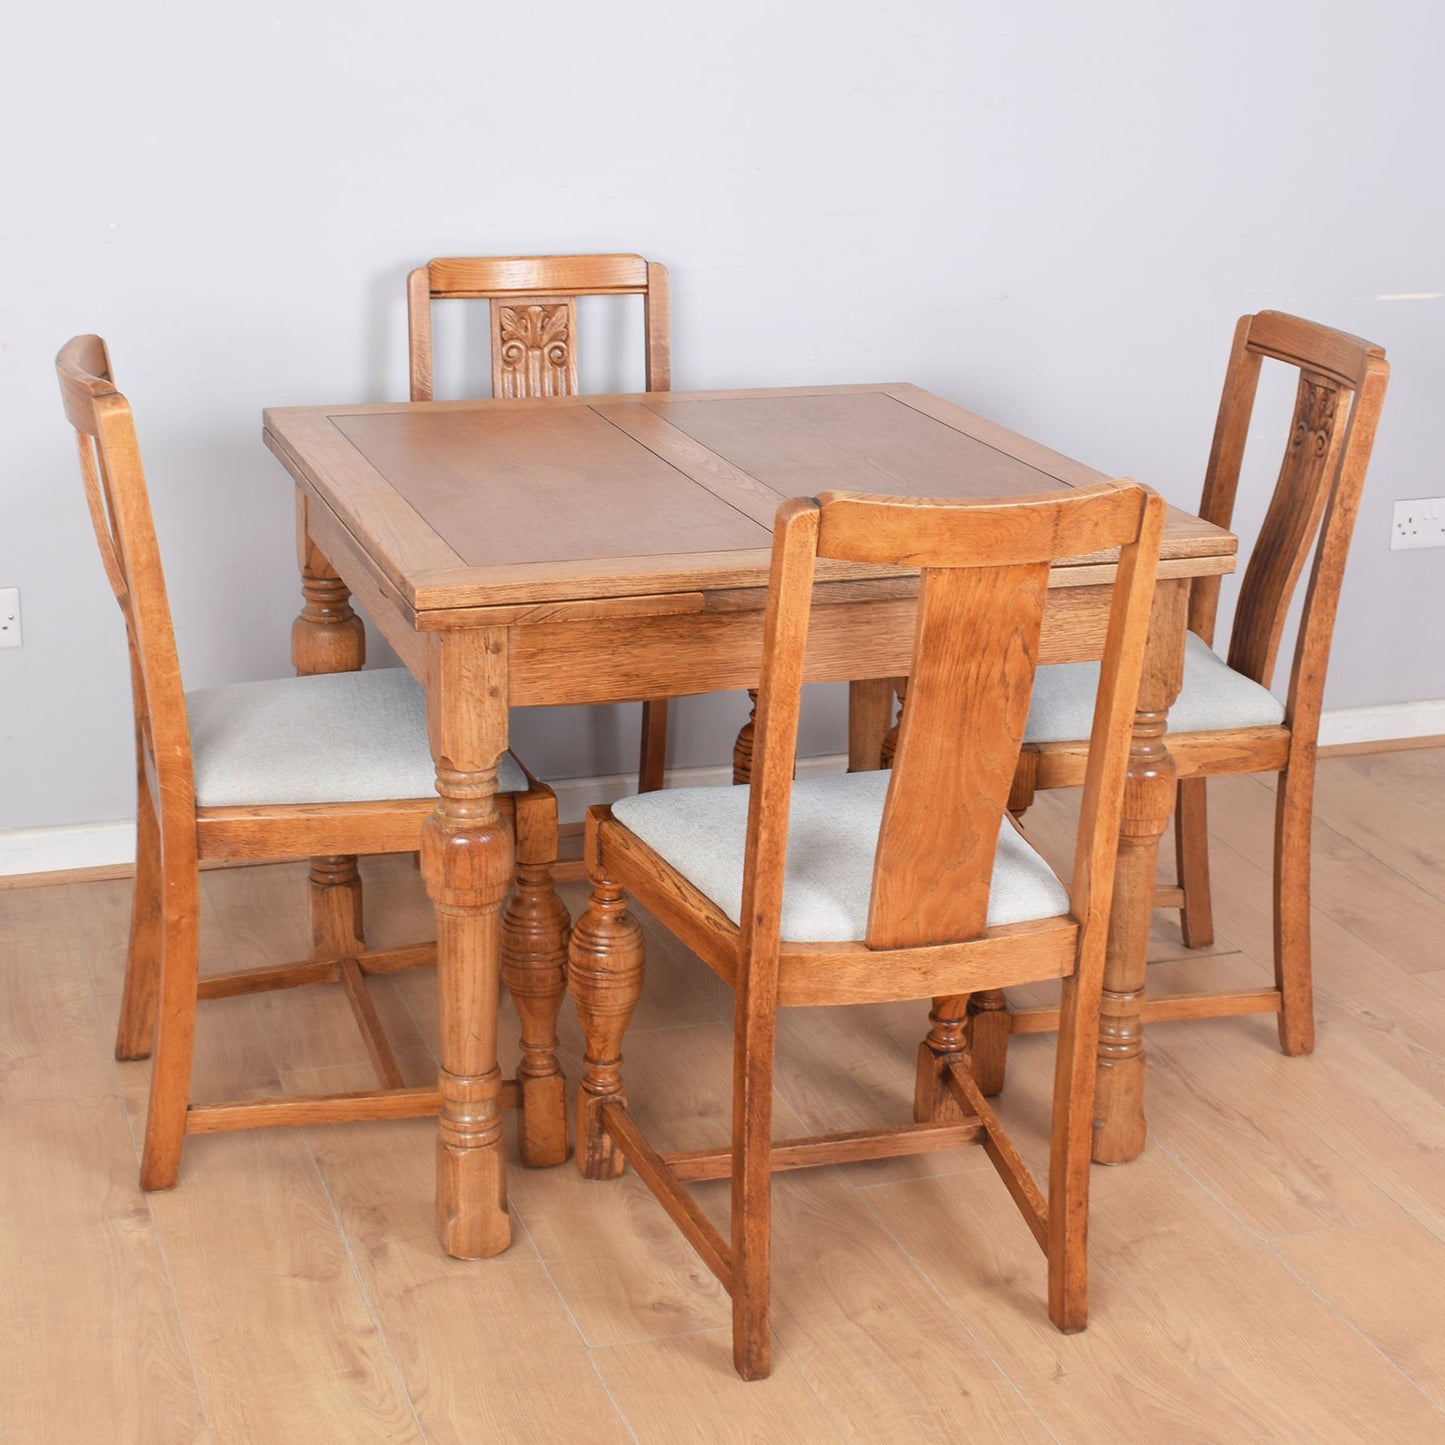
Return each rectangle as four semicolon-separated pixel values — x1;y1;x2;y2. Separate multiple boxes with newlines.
1023;631;1287;744
186;667;528;807
611;770;1070;944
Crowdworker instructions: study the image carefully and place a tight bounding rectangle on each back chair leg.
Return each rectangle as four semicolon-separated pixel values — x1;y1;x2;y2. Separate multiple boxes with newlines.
116;778;163;1061
308;854;365;959
1046;973;1096;1335
914;995;970;1120
137;859;203;1192
502;790;572;1167
966;990;1011;1096
1274;761;1317;1055
637;699;669;793
1175;777;1215;949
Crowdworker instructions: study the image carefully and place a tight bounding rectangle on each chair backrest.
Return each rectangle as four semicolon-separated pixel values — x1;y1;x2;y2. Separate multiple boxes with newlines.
406;253;670;401
1189;311;1388;732
56;335;196;818
743;483;1164;960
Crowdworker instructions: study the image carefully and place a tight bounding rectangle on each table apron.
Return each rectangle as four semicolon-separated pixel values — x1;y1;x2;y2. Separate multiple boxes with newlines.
500;584;1119;707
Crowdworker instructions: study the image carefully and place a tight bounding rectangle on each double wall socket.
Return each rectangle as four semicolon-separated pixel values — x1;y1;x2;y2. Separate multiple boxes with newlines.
1391;498;1445;550
0;587;19;648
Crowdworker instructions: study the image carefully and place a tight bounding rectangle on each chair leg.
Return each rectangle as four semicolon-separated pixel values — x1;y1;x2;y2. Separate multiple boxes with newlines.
115;778;163;1061
1274;761;1317;1056
965;991;1011;1096
138;855;203;1192
1046;972;1097;1334
308;854;365;959
502;790;572;1167
567;868;644;1180
730;968;777;1380
1175;777;1215;949
914;995;970;1121
637;698;669;793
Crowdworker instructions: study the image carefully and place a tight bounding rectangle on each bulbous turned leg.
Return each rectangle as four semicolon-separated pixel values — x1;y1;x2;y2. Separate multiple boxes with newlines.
1092;579;1186;1164
965;990;1011;1096
291;507;365;679
422;767;514;1259
568;871;644;1180
914;995;971;1122
732;690;758;784
501;840;572;1168
308;854;365;960
291;512;372;969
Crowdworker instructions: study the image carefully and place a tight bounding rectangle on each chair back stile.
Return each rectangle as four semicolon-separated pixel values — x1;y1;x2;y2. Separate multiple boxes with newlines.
59;336;198;834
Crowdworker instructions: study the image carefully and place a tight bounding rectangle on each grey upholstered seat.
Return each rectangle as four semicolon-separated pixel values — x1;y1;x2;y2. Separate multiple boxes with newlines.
612;769;1070;943
1023;631;1286;745
186;666;527;807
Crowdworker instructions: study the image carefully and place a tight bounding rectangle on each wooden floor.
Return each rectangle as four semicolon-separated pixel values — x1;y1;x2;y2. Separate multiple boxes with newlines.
4;748;1445;1443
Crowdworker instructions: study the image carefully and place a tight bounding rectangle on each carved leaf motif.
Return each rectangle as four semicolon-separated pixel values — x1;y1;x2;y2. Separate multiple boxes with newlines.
1292;378;1338;457
496;302;573;396
499;304;570;355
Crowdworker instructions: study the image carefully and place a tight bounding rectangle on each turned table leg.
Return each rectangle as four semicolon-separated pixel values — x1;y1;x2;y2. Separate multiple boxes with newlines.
422;631;514;1258
292;496;369;963
568;845;645;1181
1092;578;1187;1164
501;788;571;1168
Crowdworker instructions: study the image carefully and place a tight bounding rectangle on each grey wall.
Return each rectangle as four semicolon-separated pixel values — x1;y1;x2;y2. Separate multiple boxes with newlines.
3;0;1442;831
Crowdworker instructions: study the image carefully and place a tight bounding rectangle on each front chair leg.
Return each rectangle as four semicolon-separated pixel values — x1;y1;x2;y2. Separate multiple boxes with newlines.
567;862;644;1179
1274;761;1317;1056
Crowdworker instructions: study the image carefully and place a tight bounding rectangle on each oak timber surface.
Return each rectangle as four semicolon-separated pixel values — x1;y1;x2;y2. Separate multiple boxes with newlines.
334;407;771;566
264;385;1234;619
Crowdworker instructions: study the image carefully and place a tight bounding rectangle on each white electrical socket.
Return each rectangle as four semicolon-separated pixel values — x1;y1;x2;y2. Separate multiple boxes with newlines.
1391;497;1445;551
0;588;19;648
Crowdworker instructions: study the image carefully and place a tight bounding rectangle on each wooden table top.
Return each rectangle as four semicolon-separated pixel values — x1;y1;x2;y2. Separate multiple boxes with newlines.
264;382;1235;619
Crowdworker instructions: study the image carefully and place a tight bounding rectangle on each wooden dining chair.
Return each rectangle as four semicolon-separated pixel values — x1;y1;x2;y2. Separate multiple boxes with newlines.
57;335;570;1190
407;252;674;791
970;312;1389;1083
566;480;1165;1378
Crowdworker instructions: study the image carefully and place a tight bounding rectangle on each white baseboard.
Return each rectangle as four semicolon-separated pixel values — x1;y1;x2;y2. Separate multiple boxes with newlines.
0;820;138;878
1316;698;1445;749
5;697;1443;879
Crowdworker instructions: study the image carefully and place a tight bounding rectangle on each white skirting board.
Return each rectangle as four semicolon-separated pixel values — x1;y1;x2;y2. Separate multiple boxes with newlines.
5;699;1444;879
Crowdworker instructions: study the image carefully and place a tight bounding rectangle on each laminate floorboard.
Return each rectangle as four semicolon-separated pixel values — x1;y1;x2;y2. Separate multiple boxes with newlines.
3;749;1444;1441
